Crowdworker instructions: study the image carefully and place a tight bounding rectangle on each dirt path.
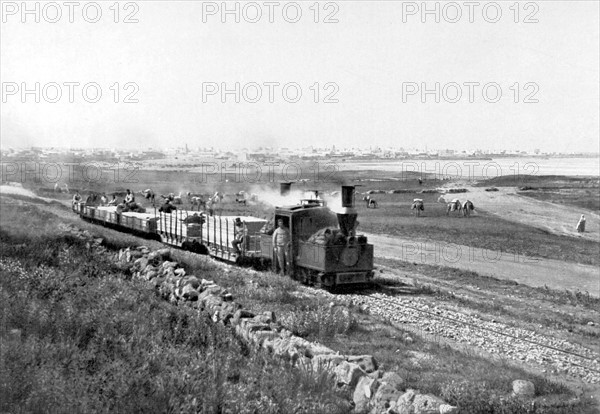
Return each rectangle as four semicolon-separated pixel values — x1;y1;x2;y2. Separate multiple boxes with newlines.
441;185;600;242
366;233;599;297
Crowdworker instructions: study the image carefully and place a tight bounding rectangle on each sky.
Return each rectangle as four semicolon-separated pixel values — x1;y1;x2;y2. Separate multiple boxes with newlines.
1;0;599;152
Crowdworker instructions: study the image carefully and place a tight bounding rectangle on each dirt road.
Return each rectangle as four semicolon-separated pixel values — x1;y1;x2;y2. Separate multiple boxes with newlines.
366;232;599;296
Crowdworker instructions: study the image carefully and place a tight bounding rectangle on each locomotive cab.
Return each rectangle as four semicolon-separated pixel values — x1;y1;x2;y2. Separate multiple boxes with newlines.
259;185;374;288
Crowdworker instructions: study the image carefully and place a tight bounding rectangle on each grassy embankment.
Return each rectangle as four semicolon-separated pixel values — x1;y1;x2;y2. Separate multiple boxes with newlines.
0;200;351;413
1;195;596;413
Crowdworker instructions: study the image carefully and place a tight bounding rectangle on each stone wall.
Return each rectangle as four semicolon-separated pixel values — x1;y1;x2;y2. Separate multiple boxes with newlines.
113;242;459;414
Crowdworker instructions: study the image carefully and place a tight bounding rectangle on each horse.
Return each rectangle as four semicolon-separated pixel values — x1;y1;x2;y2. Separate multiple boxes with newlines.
187;192;206;211
140;189;156;205
55;183;69;193
462;200;475;217
362;196;378;209
411;199;424;217
160;192;182;205
446;199;462;216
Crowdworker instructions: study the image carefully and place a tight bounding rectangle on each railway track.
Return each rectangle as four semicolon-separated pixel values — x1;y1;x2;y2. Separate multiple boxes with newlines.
321;287;600;384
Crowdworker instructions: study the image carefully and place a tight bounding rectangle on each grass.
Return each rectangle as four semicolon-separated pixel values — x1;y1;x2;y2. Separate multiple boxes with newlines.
1;193;596;413
0;204;351;413
518;188;600;212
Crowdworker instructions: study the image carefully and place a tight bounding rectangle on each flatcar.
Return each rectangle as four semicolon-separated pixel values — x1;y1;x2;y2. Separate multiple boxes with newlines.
73;185;374;288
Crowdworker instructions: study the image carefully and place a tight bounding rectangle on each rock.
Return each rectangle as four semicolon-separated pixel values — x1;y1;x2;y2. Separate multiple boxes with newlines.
218;302;239;324
242;321;272;333
197;289;214;304
162;261;177;269
439;404;459;413
395;389;418;413
144;270;158;281
347;355;378;373
174;268;186;276
367;370;382;380
272;337;302;363
372;383;404;413
231;309;255;325
353;375;379;412
134;257;149;272
130;250;143;260
307;342;336;357
180;275;199;289
512;380;535;397
250;330;279;346
206;284;223;295
182;285;199;301
381;372;404;391
588;321;595;326
204;295;224;313
253;311;276;324
411;393;446;413
200;279;215;288
334;361;365;387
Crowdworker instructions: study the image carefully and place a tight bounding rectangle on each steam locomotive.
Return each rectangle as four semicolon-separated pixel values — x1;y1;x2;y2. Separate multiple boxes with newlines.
73;185;374;288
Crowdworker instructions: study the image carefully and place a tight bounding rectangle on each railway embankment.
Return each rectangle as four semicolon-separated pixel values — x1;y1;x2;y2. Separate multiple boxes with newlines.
98;224;460;414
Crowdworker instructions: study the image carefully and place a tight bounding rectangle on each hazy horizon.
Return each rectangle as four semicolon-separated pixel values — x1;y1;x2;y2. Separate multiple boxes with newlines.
2;1;599;153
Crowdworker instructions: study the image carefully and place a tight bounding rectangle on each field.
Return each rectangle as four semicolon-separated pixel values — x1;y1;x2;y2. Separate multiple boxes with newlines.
479;175;600;211
2;163;599;412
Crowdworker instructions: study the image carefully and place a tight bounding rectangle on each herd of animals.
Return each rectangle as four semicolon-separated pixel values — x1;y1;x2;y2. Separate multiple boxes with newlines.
67;184;475;220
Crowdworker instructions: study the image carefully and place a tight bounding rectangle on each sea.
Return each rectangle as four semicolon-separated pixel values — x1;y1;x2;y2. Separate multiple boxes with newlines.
338;157;599;180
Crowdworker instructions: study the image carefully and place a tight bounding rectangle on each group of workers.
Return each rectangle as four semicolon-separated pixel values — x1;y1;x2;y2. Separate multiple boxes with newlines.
72;189;133;207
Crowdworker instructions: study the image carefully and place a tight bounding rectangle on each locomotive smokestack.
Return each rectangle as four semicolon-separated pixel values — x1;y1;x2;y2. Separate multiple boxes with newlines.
341;185;355;208
337;185;358;236
280;182;292;196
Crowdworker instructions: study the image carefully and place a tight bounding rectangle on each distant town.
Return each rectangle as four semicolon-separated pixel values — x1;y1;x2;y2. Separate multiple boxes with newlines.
1;145;598;165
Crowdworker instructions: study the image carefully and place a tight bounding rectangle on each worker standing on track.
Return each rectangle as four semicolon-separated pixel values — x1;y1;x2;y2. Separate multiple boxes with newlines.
272;219;290;275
